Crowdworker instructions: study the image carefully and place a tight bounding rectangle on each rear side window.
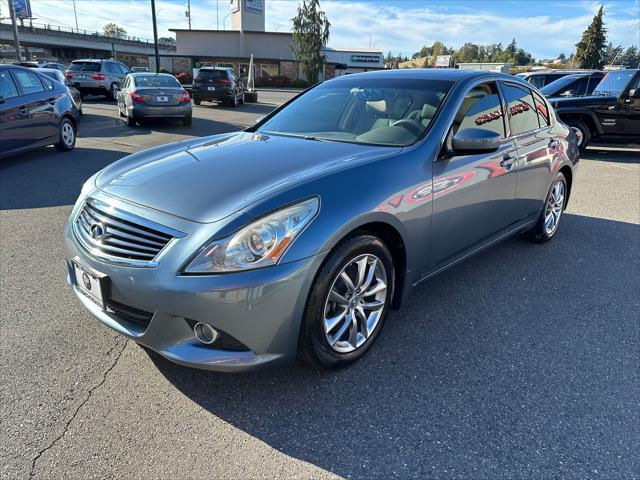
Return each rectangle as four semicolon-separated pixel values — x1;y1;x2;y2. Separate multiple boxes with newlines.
198;69;228;80
13;70;45;95
69;62;101;72
502;83;540;135
532;90;550;127
40;75;55;91
0;70;19;99
451;82;506;138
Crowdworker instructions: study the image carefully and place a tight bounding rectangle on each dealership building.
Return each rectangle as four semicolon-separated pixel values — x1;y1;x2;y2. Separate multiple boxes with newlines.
152;0;383;82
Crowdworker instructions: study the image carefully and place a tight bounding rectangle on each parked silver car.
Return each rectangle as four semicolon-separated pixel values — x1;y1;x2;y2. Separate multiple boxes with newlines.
116;73;192;126
65;69;579;372
65;59;129;99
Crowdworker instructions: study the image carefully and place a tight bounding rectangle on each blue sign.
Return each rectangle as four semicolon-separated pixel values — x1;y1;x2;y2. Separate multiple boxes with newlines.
12;0;31;19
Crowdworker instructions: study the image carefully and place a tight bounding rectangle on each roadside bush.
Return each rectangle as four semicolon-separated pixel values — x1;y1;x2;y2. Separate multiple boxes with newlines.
273;75;291;87
292;79;309;88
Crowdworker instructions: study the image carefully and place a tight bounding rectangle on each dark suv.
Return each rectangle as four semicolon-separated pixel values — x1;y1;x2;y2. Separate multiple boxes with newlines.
192;67;244;107
65;59;129;99
550;69;640;149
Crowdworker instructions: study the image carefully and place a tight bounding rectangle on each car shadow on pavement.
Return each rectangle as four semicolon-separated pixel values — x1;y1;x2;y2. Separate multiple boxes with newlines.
0;147;126;210
150;213;640;478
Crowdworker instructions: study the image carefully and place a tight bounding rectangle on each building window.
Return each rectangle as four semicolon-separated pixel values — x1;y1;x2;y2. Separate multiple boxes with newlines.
217;63;234;69
260;64;278;77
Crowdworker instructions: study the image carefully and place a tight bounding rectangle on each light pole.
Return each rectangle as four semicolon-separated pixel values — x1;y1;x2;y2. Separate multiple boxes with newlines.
186;0;191;30
150;0;160;72
7;0;21;60
72;0;79;31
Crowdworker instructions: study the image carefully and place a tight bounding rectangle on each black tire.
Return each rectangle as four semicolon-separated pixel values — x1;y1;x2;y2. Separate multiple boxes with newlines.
522;172;567;243
54;117;76;152
298;234;395;370
193;98;201;106
566;119;591;152
126;112;136;127
109;83;119;100
182;115;192;127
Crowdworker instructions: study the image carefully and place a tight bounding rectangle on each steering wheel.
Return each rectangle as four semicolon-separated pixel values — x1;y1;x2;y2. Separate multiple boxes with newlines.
392;119;423;137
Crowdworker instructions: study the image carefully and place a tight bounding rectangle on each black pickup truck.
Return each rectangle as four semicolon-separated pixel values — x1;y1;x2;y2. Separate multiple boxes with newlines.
549;69;640;150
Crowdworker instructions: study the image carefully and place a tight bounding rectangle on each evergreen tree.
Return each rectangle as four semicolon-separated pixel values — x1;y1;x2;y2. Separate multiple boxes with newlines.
575;6;607;69
291;0;331;84
620;46;640;68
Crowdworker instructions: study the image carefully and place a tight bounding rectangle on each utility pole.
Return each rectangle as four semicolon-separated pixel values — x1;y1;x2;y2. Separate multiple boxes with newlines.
7;0;21;61
72;0;79;31
150;0;160;72
216;0;219;30
186;0;191;30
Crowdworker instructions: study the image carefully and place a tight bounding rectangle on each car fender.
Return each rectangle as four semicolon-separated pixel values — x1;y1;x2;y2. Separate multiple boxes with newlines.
555;107;605;135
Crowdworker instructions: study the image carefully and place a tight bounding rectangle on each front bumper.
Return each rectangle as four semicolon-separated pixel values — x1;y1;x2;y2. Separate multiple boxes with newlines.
64;193;325;372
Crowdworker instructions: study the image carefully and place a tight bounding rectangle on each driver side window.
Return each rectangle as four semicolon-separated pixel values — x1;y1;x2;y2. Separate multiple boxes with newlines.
451;82;506;139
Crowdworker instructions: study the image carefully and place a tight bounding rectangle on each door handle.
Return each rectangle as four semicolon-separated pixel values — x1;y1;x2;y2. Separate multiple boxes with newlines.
500;154;515;168
18;106;29;117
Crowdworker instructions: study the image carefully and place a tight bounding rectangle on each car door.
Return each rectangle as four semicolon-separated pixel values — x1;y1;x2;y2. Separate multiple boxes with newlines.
620;71;640;137
11;68;58;144
429;81;518;268
0;69;31;154
500;82;556;221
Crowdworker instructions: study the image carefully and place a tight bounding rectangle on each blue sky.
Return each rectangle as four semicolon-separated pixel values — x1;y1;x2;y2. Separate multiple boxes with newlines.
17;0;640;59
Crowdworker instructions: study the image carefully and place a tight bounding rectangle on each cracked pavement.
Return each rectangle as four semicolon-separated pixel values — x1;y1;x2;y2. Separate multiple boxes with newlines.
1;94;639;479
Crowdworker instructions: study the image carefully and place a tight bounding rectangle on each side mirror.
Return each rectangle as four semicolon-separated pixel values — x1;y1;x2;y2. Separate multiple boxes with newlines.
0;96;5;104
629;89;640;99
451;128;501;154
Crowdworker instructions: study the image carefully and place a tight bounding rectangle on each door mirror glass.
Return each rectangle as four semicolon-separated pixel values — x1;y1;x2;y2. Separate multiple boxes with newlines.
452;128;501;154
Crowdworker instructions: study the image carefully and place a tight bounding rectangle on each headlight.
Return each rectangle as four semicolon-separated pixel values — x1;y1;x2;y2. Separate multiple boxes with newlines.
184;197;319;273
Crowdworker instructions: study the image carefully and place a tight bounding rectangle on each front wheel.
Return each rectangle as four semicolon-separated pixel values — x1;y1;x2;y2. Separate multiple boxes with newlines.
109;83;119;100
566;119;590;151
298;234;394;369
54;117;76;152
522;172;567;243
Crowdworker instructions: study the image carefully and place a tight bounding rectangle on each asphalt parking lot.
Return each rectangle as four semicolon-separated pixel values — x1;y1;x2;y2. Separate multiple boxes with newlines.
1;91;639;479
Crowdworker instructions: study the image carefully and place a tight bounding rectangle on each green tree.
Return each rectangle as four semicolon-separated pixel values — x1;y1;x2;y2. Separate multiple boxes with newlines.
620;46;639;68
158;37;176;46
102;23;128;39
575;6;607;69
291;0;331;84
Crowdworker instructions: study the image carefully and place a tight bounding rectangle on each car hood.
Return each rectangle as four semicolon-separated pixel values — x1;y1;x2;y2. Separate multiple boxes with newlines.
97;132;402;223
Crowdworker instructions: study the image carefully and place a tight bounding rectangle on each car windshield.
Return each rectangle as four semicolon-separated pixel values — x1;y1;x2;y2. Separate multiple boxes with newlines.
540;75;579;96
41;71;62;82
69;62;101;72
134;75;181;88
256;77;454;147
592;71;636;95
198;70;228;79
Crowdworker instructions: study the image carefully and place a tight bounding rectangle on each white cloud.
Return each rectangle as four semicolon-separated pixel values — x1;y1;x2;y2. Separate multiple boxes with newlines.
26;0;640;59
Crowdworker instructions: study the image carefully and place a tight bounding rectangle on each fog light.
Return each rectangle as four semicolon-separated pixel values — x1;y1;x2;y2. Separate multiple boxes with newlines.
193;322;219;344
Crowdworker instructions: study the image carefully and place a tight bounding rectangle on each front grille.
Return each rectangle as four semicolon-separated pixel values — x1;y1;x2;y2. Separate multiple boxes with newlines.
106;299;153;329
73;198;184;266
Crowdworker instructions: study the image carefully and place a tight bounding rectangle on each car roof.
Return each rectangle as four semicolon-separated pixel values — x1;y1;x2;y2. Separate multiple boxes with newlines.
129;72;175;77
329;68;513;83
199;66;230;71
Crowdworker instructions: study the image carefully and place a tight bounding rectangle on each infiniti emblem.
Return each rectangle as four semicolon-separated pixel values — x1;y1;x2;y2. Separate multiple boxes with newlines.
90;222;107;241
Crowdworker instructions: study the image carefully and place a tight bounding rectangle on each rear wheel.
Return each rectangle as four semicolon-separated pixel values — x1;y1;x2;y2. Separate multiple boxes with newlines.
182;115;192;126
193;98;201;106
124;110;136;127
566;119;590;151
54;117;76;152
298;234;394;369
522;172;567;243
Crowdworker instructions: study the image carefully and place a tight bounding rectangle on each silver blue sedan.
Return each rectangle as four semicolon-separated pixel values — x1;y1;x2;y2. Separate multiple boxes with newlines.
116;72;192;127
65;69;579;372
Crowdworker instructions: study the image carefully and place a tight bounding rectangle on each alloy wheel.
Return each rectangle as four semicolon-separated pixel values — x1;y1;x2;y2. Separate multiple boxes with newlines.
323;254;388;353
61;121;75;147
544;180;565;235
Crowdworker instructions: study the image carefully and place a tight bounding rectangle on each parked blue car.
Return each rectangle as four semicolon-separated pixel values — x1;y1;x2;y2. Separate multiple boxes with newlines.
64;69;579;371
